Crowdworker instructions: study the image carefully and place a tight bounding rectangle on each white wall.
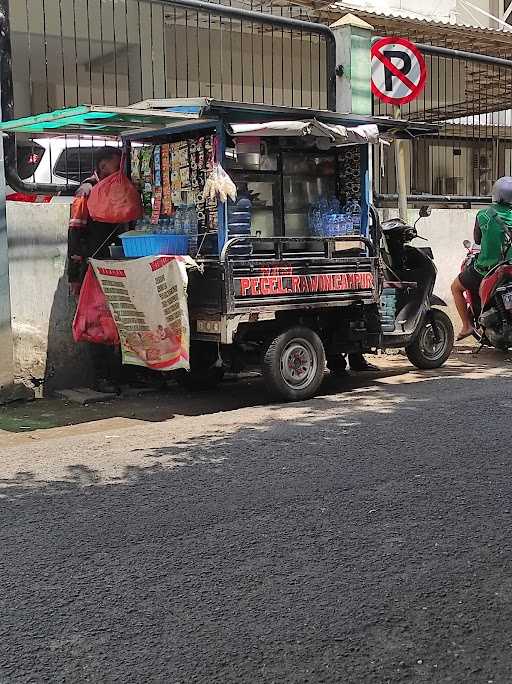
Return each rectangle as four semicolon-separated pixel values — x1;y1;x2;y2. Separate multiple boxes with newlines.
7;202;93;392
381;207;477;327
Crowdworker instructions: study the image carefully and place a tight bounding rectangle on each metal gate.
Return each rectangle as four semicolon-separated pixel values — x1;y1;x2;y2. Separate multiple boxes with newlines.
1;0;335;193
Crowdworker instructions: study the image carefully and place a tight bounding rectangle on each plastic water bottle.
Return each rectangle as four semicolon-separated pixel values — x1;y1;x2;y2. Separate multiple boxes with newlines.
349;200;362;234
184;204;198;255
174;207;183;235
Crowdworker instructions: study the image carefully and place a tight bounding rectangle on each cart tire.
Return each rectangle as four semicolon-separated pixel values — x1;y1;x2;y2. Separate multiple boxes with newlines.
263;326;326;401
175;342;224;391
406;309;454;370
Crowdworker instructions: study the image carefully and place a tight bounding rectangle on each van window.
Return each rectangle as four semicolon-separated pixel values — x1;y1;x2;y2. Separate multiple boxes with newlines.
16;142;45;180
53;147;97;183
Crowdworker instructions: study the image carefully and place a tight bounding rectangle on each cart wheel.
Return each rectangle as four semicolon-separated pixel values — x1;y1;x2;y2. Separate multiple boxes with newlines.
263;326;326;401
406;309;454;370
175;342;224;391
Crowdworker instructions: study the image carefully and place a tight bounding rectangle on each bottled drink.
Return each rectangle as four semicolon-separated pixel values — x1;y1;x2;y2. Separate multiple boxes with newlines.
348;200;362;234
184;204;198;255
174;207;184;234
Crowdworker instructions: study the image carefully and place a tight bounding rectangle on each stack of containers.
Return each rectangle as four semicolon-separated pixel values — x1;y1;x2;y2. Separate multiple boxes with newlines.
379;287;397;332
227;196;253;257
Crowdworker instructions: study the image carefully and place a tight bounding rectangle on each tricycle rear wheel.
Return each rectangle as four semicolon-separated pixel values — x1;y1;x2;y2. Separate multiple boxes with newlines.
262;326;326;401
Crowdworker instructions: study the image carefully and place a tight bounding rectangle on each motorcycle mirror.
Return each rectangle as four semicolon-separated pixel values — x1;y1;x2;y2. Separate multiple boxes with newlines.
419;206;432;218
463;239;472;249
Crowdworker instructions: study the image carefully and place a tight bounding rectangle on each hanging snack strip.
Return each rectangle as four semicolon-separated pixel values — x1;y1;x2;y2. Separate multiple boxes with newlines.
161;144;172;215
203;135;218;233
151;146;162;225
140;146;154;219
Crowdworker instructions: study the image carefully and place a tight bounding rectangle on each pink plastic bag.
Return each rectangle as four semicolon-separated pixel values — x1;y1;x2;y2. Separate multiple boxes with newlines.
73;266;120;345
87;170;143;223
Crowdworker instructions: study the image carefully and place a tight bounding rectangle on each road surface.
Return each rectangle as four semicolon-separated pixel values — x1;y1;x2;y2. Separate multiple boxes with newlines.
1;351;511;683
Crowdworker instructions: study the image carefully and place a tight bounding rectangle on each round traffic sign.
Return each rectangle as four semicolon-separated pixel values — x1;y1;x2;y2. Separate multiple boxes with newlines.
371;37;427;106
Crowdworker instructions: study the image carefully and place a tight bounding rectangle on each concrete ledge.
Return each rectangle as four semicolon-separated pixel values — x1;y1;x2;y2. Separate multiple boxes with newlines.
0;382;35;405
56;388;118;405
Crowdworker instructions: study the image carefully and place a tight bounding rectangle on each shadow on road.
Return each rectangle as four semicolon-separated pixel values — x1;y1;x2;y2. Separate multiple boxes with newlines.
0;349;508;434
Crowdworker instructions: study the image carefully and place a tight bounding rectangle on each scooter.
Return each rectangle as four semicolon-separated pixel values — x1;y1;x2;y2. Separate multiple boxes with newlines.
461;237;512;350
376;206;455;368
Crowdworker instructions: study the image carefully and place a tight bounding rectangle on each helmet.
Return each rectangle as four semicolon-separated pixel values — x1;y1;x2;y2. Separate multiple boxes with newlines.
492;177;512;204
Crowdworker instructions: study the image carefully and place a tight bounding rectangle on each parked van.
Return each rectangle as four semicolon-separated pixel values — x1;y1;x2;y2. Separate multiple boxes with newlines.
7;138;120;203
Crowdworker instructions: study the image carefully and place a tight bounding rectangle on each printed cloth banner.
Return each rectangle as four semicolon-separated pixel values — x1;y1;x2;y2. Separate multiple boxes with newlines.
90;256;195;371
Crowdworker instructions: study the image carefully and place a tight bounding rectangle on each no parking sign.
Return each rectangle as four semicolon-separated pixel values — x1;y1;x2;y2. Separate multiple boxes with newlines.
371;37;427;106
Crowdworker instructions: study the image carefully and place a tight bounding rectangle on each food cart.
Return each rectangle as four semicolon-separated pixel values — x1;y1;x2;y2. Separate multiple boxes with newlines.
1;99;440;401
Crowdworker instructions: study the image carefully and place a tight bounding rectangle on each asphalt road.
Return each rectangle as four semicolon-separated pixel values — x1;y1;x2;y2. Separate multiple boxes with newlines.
1;351;512;683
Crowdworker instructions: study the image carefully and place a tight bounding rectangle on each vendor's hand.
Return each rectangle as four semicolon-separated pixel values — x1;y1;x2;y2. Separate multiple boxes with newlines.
75;182;93;197
70;254;83;263
69;282;81;299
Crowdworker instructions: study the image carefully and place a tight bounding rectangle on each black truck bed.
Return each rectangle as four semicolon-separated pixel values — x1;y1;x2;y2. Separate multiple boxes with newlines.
188;236;379;319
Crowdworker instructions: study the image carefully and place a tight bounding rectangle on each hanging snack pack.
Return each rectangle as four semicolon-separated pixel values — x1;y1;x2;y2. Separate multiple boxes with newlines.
195;137;207;234
161;144;172;215
153;145;162;189
170;142;182;204
150;146;163;225
140;146;154;218
177;141;191;191
131;147;142;189
204;135;218;232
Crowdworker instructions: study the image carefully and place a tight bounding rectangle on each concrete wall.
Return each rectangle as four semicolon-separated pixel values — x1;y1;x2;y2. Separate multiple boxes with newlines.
7;202;93;393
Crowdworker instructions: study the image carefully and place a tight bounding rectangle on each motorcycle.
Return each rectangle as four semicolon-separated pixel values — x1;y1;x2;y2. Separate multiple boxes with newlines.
376;206;455;368
461;236;512;350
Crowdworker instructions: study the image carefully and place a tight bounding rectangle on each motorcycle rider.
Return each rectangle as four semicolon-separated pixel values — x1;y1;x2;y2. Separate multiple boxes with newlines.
451;176;512;341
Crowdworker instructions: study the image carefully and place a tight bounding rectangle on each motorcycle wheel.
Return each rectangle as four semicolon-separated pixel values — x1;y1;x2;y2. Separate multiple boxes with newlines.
406;309;454;370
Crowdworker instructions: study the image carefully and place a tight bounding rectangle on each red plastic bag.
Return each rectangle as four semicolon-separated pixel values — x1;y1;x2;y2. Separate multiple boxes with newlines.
73;266;120;345
87;170;143;223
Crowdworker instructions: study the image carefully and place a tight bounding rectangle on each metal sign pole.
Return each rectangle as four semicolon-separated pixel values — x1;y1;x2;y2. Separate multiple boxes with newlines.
393;105;408;222
0;1;14;398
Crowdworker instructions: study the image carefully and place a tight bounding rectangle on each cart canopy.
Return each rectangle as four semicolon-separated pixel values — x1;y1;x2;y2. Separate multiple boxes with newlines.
0;105;197;136
0;99;437;139
229;120;381;145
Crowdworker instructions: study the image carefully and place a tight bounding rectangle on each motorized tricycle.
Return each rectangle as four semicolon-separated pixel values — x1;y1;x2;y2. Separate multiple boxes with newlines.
0;98;453;401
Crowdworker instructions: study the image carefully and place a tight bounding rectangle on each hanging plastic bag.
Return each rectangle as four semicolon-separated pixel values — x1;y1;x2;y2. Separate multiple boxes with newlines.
217;165;237;203
72;266;120;345
203;164;237;204
87;168;143;224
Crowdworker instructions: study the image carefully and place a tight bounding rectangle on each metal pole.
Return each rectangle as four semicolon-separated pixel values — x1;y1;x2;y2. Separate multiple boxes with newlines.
0;0;16;399
394;105;408;221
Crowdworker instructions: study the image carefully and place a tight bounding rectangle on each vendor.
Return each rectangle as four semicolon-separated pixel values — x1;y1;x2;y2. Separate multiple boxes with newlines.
67;147;123;393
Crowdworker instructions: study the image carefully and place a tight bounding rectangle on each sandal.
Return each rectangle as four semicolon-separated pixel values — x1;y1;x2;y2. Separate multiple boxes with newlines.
456;329;475;342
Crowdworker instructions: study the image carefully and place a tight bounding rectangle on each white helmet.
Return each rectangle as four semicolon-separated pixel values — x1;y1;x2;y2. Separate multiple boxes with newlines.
492;176;512;204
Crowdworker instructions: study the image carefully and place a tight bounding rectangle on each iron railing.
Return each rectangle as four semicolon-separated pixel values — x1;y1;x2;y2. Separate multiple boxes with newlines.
1;0;335;194
373;41;512;204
